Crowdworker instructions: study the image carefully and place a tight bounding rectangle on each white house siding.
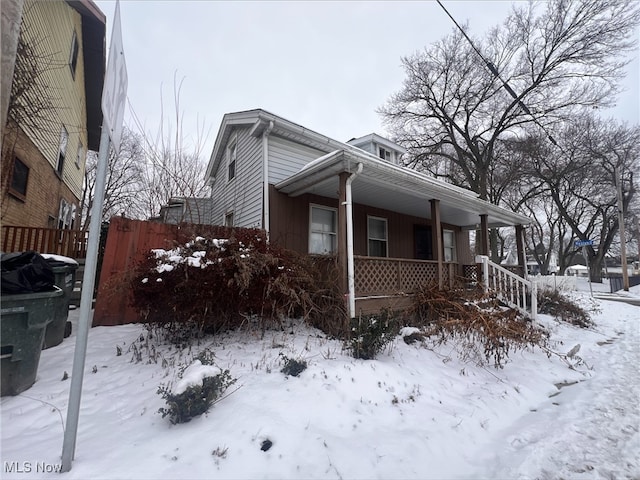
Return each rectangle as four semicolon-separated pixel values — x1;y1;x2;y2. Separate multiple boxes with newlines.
268;135;327;184
209;126;263;228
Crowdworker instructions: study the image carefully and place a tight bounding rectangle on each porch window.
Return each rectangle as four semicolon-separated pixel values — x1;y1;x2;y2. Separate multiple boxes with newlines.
309;205;336;254
368;216;388;257
443;229;456;262
227;139;237;182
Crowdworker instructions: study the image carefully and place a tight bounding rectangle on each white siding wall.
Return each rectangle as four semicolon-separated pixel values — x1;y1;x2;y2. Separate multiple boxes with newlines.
268;135;327;184
209;127;263;228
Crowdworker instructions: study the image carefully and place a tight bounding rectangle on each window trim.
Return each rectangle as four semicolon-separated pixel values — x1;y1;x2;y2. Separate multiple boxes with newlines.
76;142;83;169
378;146;391;162
69;30;79;79
57;125;68;175
224;211;234;227
443;229;456;262
367;215;388;257
9;156;29;201
309;204;338;255
227;137;237;182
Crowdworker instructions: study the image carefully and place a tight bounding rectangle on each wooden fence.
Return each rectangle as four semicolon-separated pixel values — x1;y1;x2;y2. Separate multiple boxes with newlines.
1;225;88;258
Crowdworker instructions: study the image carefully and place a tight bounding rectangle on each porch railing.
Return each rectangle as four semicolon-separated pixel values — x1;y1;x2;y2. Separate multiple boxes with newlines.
476;255;537;320
1;225;88;259
354;255;454;296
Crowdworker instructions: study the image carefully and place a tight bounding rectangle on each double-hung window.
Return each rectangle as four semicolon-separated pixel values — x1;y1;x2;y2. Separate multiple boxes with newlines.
227;140;237;182
368;216;388;257
309;205;337;254
443;229;456;262
378;147;391;162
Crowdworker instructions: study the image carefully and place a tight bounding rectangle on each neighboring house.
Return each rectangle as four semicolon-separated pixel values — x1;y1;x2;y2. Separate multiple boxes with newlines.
155;197;215;225
205;109;532;316
1;0;105;231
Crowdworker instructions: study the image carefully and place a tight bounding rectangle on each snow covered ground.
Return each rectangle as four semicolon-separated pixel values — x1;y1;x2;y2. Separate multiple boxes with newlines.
1;279;638;479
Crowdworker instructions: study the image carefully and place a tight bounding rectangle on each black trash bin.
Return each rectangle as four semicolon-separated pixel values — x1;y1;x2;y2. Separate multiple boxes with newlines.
42;254;79;349
1;286;63;396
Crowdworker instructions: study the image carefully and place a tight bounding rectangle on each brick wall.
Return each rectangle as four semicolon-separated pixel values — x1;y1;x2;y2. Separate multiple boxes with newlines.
1;121;79;228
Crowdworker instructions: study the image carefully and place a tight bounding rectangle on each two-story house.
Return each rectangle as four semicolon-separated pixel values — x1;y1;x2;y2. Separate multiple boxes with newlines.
205;109;532;316
1;0;105;233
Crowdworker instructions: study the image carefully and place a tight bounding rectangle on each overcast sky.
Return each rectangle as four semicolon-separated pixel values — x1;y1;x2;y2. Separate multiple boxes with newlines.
94;1;639;157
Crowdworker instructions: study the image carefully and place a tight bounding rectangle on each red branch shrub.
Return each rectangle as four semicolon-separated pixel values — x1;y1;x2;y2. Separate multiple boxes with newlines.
130;230;325;337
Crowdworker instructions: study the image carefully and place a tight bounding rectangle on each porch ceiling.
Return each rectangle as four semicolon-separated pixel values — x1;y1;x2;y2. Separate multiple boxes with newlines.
275;151;530;229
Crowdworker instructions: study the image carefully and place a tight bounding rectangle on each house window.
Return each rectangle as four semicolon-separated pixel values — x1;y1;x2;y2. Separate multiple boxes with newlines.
57;126;68;175
58;199;72;229
227;140;237;182
378;147;391;162
69;30;79;79
224;211;234;227
76;142;84;169
443;229;456;262
309;205;337;254
368;216;388;257
9;157;29;199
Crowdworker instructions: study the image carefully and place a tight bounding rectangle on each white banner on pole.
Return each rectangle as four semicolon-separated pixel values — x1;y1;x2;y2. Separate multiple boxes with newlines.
101;0;128;153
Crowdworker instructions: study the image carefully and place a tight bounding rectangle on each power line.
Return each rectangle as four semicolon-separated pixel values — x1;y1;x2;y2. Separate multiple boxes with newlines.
436;0;558;147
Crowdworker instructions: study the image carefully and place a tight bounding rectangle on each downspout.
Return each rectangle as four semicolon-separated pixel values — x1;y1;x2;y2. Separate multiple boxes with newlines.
262;120;274;238
345;163;363;318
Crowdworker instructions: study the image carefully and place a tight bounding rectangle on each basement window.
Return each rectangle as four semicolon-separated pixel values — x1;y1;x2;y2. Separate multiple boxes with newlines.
9;157;29;200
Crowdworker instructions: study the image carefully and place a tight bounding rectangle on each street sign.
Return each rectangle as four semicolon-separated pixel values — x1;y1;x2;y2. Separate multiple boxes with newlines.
575;239;594;247
100;0;128;153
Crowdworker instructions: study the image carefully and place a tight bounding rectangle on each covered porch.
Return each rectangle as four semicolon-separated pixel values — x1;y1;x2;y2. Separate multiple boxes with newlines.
275;148;531;317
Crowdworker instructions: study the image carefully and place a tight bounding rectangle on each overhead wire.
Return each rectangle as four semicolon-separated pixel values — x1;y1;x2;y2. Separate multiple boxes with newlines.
436;0;559;147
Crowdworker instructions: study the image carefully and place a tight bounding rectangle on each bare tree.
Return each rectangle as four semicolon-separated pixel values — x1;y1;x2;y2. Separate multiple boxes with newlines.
80;127;146;230
380;0;639;204
517;115;639;282
130;73;212;222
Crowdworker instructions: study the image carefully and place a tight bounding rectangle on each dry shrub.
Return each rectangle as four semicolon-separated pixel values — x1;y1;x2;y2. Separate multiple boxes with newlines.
537;288;593;328
130;229;345;340
408;282;549;368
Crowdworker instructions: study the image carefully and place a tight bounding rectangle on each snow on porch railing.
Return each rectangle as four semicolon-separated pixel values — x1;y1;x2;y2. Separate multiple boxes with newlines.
476;255;537;321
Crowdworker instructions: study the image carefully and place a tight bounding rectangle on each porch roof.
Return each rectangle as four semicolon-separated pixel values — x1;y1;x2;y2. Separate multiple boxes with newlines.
275;150;530;229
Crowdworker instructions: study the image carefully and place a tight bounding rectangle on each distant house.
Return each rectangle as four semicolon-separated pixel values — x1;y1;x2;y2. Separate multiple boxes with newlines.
1;0;106;231
205;109;532;315
155;197;215;225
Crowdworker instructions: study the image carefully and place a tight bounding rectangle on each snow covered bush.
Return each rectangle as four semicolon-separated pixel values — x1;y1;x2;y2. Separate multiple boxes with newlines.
130;229;326;337
157;360;236;424
347;309;399;360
